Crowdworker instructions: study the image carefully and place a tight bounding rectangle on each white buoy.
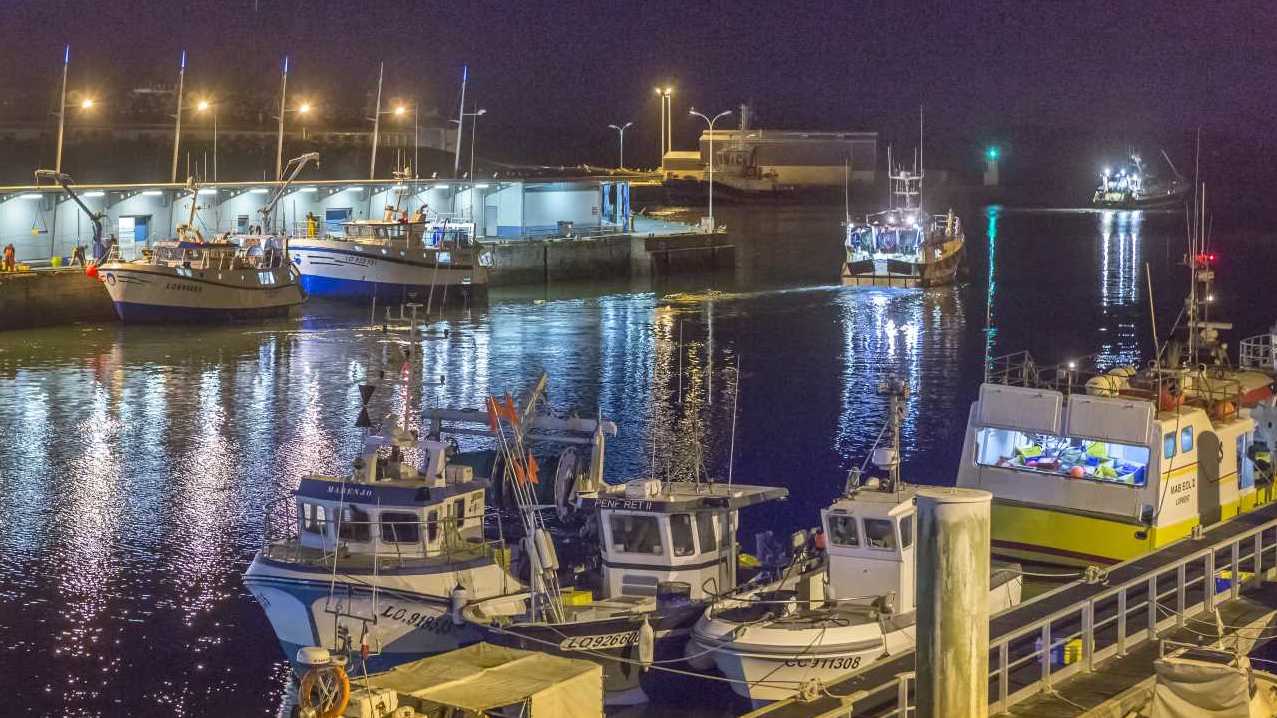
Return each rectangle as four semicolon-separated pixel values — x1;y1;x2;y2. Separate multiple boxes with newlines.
916;487;993;718
451;585;469;626
638;616;655;668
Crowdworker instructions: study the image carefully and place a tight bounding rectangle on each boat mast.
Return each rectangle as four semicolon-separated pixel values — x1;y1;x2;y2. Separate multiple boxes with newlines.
918;106;923;210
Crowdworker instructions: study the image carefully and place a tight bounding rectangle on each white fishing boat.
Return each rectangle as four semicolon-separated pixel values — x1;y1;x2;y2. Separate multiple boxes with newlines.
1092;151;1190;209
686;379;1022;703
243;417;522;676
956;190;1275;566
97;154;316;322
289;198;491;306
842;129;964;287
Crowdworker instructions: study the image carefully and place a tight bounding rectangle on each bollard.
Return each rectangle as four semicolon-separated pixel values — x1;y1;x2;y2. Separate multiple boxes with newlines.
915;487;992;718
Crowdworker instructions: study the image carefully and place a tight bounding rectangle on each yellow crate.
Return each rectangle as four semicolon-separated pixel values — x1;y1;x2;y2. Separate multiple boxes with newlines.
562;589;594;606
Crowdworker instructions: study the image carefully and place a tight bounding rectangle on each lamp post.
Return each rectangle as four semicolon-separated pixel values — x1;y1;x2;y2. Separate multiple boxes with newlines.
608;122;633;170
652;86;672;169
449;107;486;178
53;45;95;174
196;99;217;182
688;108;732;231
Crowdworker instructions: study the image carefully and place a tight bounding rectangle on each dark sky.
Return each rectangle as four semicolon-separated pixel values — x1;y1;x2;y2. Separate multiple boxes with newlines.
1;0;1274;167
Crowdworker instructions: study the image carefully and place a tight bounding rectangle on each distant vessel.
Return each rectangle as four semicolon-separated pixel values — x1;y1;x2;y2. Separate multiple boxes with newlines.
98;155;315;322
842;146;965;288
289;182;491;306
687;379;1021;703
1092;151;1190;209
957;189;1276;566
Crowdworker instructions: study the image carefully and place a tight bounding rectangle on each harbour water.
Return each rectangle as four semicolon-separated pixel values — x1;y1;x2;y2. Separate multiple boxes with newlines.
2;202;1274;716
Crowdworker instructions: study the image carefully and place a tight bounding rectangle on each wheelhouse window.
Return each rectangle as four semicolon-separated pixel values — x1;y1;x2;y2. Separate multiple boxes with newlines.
381;511;420;544
608;514;663;555
426;509;439;543
338;506;371;542
899;514;914;550
696;513;718;553
1180;427;1194;453
670;514;696;557
1164;432;1177;460
453;498;467;529
302;503;328;535
827;513;859;547
975;426;1150;486
864;519;897;550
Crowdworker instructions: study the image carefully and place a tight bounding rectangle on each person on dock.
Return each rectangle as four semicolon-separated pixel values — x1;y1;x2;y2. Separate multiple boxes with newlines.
305;212;318;237
70;245;86;267
2;243;15;272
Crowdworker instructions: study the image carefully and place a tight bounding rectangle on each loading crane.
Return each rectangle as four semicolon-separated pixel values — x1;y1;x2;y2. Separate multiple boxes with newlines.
260;152;320;232
33;169;106;264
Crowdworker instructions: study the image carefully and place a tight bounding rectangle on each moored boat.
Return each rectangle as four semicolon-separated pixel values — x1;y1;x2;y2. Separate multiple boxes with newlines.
1092;150;1190;209
687;379;1021;703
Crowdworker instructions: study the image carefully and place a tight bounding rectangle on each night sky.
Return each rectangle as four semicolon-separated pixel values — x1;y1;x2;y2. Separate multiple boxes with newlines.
1;1;1274;170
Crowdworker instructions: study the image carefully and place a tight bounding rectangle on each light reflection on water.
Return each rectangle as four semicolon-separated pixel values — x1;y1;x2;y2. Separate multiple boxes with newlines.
1;203;1264;716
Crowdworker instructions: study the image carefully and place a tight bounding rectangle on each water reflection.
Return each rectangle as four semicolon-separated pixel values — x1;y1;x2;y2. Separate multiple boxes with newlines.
984;205;1001;367
1098;209;1143;367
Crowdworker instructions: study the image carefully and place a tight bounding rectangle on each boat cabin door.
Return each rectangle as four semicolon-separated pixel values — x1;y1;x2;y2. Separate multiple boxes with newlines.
1198;430;1223;526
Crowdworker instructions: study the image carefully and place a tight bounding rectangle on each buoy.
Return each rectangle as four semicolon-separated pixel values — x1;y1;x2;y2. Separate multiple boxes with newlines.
637;617;655;669
298;663;350;718
85;264;98;278
534;529;559;571
1069;466;1086;479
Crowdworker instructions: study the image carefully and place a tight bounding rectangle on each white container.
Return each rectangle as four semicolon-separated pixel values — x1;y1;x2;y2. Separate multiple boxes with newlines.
343;687;398;718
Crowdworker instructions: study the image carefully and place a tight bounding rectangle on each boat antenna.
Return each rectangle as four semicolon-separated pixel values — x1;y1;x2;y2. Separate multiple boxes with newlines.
886;145;892;210
918;105;923;209
843;158;850;224
726;353;741;489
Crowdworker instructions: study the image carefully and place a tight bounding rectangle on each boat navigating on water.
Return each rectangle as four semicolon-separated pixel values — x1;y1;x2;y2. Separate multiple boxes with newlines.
841;145;965;287
1092;150;1190;209
97;154;316;322
686;379;1022;703
956;193;1276;567
288;180;491;307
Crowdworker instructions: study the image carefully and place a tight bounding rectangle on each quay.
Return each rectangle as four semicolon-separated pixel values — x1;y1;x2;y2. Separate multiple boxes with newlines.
746;501;1277;718
0;175;730;327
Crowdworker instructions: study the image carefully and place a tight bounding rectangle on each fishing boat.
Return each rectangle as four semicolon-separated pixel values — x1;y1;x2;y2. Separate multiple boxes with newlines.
841;146;965;287
1092;151;1190;209
686;379;1022;703
288;185;491;306
97;154;315;322
956;191;1275;566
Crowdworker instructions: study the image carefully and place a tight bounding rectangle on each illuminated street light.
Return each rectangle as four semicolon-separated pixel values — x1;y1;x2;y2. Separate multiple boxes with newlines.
653;86;674;169
80;98;94;110
394;105;406;116
608;122;633;170
688;108;732;231
298;102;312;114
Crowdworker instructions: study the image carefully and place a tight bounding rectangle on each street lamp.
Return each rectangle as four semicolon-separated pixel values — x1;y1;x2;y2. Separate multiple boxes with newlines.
53;45;96;174
608;122;633;170
196;98;218;182
688;108;732;231
449;107;487;179
653;86;673;169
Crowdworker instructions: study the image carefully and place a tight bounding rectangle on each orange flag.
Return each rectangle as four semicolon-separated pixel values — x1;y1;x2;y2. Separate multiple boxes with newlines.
503;393;520;428
486;396;500;432
512;460;528;485
526;452;539;485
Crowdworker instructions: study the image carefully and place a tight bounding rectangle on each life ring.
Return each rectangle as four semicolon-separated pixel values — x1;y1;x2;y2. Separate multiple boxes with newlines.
298;664;350;718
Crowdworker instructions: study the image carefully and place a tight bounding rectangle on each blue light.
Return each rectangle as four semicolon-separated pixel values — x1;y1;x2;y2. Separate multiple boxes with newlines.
63;44;70;65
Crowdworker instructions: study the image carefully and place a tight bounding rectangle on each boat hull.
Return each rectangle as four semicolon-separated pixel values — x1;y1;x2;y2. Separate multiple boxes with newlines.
243;555;489;676
842;241;965;289
467;598;704;706
290;239;489;305
99;262;302;323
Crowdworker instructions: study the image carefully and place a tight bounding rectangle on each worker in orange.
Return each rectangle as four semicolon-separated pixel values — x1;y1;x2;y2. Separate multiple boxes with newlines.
2;243;15;272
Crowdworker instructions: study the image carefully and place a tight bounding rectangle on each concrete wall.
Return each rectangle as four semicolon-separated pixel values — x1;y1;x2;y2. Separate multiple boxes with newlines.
0;179;616;262
0;270;114;329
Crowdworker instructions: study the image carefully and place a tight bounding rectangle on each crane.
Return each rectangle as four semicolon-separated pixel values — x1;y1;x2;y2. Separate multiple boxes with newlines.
33;169;106;264
259;152;319;233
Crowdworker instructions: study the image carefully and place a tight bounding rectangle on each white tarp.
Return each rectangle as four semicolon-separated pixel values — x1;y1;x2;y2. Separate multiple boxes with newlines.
366;642;602;717
1150;657;1250;718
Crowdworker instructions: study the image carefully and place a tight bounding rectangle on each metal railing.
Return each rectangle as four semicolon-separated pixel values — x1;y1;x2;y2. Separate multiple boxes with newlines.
1241;331;1276;374
848;512;1277;717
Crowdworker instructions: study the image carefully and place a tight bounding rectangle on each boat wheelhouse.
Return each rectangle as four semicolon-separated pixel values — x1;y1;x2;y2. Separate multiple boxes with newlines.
842;166;964;288
289;215;491;305
463;477;787;706
243;428;521;677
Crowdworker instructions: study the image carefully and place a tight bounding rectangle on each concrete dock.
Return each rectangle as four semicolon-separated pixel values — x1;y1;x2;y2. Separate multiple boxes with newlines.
0;268;115;329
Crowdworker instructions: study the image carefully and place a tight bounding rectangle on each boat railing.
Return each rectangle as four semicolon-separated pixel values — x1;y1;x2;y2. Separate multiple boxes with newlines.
1240;331;1276;374
809;507;1277;717
261;496;510;572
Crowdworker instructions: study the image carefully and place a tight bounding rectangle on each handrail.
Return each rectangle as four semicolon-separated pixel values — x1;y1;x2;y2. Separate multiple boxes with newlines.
840;508;1277;717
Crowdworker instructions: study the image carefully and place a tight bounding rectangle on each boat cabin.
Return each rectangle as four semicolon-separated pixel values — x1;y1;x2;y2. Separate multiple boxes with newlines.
292;435;489;561
342;220;476;249
821;479;917;614
577;478;788;601
846;209;959;260
957;355;1268;561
